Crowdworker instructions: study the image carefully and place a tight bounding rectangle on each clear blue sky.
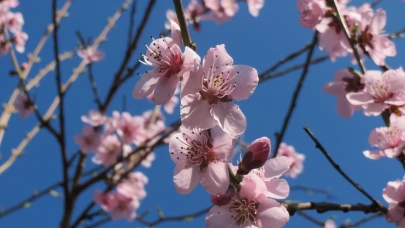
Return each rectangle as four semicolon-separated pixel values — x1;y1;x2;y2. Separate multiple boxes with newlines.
0;0;404;227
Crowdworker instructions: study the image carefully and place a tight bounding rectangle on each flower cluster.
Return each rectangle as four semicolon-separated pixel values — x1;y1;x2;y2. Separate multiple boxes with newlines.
383;176;405;227
0;0;28;55
75;109;165;167
94;171;148;221
297;0;396;65
165;0;264;31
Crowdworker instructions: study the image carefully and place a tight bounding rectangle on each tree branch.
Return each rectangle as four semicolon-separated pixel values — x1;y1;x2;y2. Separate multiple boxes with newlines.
172;0;196;50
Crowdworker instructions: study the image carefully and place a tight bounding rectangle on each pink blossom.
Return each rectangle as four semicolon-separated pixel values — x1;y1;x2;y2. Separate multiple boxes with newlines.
74;126;101;153
363;115;405;159
346;68;405;116
324;219;336;228
323;69;364;118
316;7;361;61
257;156;292;199
117;172;148;200
81;110;107;127
14;93;33;119
238;137;271;175
297;0;326;28
358;9;396;66
0;34;11;55
164;10;178;30
1;0;19;8
169;125;234;195
246;0;264;17
142;109;166;141
115;112;145;145
93;135;122;166
78;47;104;64
185;0;205;31
13;31;27;53
383;176;405;227
6;11;23;33
204;0;239;23
94;190;139;221
276;143;305;178
205;164;290;228
132;20;200;105
181;44;259;138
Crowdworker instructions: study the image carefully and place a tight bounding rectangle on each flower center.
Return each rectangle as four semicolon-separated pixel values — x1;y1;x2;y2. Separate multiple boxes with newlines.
342;77;365;93
199;67;237;104
358;25;374;49
229;198;259;225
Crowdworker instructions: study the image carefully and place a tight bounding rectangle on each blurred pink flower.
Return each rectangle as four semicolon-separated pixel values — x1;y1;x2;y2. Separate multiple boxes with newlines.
277;143;305;178
14;93;33;119
297;0;326;28
93;135;121;166
74;126;101;153
383;175;405;227
78;47;104;64
81;110;107;127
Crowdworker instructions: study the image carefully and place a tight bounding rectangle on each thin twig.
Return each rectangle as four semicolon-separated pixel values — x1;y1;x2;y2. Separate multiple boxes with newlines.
127;0;136;48
297;211;324;226
339;212;383;228
303;127;387;213
172;0;196;50
272;32;318;158
330;0;365;74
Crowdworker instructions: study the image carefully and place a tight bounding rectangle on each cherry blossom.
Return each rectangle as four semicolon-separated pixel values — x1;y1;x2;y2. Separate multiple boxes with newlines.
357;8;396;66
238;137;271;175
346;68;405;116
205;162;290;228
94;189;139;221
246;0;264;17
204;0;239;23
132;20;200;105
74;126;101;153
5;11;23;33
323;69;364;118
181;44;259;138
13;31;27;53
277;143;305;178
383;176;405;227
14;93;33;119
324;219;336;228
117;172;148;200
169;125;234;195
297;0;326;28
185;0;205;31
363;115;405;159
115;112;145;145
81;110;107;127
78;47;104;64
93;135;122;166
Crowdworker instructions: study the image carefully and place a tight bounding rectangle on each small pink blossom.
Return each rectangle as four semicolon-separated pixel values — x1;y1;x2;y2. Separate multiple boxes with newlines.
78;47;104;64
363;115;405;159
246;0;264;17
81;110;107;127
169;125;234;195
204;0;239;23
297;0;326;28
346;68;405;116
93;135;122;166
185;0;205;31
14;93;33;119
324;219;336;228
383;176;405;227
133;20;200;105
277;143;305;178
115;112;145;145
117;172;148;200
74;126;101;153
13;31;27;53
6;11;23;33
205;163;290;228
94;189;139;221
358;9;396;66
181;44;259;138
323;69;364;118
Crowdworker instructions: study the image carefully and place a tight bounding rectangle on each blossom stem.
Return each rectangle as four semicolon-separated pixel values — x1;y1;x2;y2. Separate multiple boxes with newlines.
172;0;196;51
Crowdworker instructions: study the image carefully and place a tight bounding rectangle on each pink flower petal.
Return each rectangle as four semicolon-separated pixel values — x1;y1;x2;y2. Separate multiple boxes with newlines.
132;70;161;99
210;102;246;138
173;161;200;195
180;93;217;131
200;161;230;195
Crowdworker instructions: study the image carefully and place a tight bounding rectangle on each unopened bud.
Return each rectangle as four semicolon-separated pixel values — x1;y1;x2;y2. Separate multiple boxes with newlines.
210;187;235;206
237;137;271;175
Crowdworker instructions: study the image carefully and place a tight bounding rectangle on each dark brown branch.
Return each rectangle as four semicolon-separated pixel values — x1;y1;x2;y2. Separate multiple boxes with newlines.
284;201;381;215
52;0;70;226
303;127;387;213
127;0;137;48
272;32;318;158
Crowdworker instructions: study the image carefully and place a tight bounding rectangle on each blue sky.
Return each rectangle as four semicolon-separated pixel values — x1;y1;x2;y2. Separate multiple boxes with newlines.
0;0;404;227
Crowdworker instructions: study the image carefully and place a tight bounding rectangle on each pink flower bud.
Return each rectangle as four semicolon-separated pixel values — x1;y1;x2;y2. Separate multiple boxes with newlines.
210;187;235;206
237;137;271;175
